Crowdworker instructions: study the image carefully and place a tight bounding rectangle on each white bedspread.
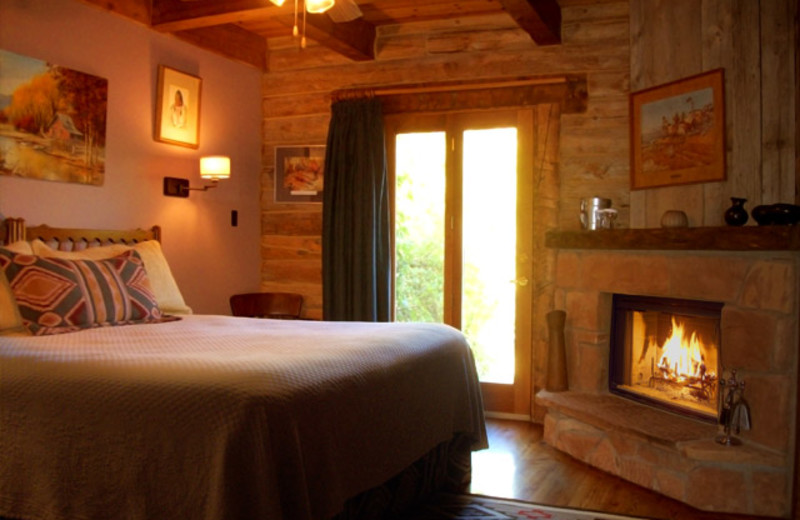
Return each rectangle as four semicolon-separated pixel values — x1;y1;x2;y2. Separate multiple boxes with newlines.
0;315;486;520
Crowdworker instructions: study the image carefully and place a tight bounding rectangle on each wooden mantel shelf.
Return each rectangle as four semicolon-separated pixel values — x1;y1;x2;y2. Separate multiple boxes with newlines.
545;226;800;251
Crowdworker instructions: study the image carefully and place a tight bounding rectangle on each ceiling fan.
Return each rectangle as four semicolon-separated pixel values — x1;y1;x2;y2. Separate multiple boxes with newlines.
269;0;362;47
177;0;363;48
269;0;362;23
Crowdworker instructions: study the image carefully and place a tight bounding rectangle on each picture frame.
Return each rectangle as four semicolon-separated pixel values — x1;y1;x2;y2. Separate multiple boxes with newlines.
154;65;202;149
0;48;108;186
274;145;325;203
630;68;725;190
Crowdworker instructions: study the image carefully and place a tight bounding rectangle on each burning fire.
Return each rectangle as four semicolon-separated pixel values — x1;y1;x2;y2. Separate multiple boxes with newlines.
653;317;715;383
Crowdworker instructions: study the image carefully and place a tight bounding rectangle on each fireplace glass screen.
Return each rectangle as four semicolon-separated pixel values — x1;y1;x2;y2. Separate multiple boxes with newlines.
609;294;722;422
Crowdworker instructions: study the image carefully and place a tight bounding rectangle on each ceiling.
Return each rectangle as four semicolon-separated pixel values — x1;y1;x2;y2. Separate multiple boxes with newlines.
138;0;563;69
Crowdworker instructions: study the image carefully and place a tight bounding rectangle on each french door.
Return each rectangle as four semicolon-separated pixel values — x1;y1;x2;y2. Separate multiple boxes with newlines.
386;110;534;418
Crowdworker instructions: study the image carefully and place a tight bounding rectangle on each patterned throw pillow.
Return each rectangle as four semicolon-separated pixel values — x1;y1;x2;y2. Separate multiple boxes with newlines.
0;248;178;336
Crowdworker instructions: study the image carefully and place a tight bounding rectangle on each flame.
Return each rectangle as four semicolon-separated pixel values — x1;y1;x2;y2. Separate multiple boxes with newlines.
653;317;712;381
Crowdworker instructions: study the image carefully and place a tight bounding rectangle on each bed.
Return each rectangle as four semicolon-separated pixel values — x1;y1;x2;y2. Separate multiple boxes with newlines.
0;218;487;520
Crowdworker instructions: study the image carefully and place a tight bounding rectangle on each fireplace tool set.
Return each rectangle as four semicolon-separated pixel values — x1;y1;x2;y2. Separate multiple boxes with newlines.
716;369;751;446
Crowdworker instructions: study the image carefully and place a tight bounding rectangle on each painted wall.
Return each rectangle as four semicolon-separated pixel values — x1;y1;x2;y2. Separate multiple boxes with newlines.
0;0;263;315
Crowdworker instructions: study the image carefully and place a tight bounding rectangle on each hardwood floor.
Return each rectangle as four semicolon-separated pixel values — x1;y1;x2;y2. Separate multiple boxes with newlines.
469;418;779;520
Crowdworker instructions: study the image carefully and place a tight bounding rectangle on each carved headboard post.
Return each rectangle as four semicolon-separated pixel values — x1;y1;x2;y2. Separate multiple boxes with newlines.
1;218;26;244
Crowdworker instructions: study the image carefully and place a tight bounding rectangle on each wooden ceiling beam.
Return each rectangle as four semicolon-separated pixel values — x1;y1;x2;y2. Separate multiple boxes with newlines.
498;0;561;45
151;0;374;62
275;15;376;61
151;0;277;31
174;24;268;70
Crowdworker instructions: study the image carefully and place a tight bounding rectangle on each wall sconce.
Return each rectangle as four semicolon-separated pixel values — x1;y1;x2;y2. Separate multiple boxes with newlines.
163;156;231;198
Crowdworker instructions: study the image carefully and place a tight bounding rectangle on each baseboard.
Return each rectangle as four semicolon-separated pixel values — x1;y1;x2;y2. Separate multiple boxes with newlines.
483;411;531;421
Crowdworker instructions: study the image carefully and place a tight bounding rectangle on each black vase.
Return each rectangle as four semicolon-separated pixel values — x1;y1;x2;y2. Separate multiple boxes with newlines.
724;198;748;226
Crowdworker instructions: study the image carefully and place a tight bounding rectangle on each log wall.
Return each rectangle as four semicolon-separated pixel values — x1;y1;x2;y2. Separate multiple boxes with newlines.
261;0;797;420
261;0;632;321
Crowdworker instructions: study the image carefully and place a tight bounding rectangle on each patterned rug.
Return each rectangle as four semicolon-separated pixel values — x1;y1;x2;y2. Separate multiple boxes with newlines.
403;494;652;520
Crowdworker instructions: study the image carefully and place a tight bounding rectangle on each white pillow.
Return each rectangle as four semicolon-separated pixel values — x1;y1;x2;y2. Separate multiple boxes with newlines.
0;241;34;335
31;239;193;315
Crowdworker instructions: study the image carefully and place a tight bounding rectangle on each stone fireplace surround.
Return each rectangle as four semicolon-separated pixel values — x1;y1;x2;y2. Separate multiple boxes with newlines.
536;227;799;518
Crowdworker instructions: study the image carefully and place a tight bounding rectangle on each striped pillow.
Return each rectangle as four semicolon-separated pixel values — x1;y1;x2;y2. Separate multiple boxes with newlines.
0;248;177;336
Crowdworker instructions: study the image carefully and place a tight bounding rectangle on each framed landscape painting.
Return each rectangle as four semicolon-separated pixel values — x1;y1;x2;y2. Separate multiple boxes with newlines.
154;65;201;149
274;145;325;203
630;68;725;190
0;48;107;185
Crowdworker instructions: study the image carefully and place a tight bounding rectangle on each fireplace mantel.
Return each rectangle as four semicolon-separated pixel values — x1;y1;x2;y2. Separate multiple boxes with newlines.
546;226;800;251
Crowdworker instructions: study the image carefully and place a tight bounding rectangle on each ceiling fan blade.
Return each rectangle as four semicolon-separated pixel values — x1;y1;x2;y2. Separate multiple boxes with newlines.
327;0;362;22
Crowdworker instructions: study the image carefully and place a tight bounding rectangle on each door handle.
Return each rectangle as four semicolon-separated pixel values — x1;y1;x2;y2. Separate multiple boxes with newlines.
510;277;529;287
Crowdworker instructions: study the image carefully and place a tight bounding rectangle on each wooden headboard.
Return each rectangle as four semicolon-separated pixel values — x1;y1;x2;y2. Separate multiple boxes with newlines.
1;218;161;248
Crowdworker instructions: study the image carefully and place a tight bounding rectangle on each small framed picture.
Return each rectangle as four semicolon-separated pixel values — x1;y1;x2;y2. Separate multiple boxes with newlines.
274;145;325;203
154;65;202;149
630;68;725;190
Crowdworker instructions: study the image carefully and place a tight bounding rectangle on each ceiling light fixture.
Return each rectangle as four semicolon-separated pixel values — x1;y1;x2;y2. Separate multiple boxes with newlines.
269;0;335;49
305;0;335;13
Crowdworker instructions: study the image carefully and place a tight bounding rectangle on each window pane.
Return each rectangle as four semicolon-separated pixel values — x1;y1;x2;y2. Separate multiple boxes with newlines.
394;132;446;323
462;127;517;383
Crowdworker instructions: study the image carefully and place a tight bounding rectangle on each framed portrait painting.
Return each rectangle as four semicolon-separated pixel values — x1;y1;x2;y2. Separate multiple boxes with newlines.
154;65;201;149
630;68;725;190
274;145;325;203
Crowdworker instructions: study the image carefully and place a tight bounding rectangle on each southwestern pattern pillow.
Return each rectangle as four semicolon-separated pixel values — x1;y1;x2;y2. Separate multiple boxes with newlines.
0;248;177;336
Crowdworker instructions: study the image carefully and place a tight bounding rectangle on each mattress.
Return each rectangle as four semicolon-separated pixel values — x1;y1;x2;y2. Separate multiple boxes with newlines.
0;315;486;520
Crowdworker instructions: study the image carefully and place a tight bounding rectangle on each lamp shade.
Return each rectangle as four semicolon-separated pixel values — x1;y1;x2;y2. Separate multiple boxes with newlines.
305;0;335;13
269;0;286;5
200;156;231;181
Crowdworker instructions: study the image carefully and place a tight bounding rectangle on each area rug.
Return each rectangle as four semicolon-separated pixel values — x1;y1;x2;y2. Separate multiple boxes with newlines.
403;493;652;520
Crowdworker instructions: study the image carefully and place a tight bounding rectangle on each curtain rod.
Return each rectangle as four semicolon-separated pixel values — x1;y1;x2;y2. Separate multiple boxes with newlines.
331;76;570;102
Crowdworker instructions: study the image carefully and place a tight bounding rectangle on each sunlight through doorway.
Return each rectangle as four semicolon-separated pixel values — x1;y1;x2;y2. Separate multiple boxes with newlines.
394;127;518;384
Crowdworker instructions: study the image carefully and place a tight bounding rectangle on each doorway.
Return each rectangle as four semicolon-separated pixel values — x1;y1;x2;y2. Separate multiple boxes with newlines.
386;110;534;417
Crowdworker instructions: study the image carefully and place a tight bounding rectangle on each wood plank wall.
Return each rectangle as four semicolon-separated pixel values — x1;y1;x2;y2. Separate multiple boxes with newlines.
261;0;632;321
261;0;797;422
629;0;798;228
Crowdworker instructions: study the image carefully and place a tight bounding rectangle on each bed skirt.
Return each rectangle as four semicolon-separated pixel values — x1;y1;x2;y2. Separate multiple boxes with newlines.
0;433;473;520
331;432;474;520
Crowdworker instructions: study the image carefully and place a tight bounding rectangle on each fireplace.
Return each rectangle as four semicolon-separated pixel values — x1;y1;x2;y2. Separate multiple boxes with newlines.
536;229;799;517
609;294;722;422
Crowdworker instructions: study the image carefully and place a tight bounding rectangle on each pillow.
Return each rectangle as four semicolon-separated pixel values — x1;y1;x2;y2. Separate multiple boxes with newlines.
0;241;35;335
31;239;192;315
0;249;178;336
2;241;33;255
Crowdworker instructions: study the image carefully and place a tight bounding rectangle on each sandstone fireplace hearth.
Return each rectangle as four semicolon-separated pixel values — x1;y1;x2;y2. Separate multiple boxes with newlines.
537;227;799;518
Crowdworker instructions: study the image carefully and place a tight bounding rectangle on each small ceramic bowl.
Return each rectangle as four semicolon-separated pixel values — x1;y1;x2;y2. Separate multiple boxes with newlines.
660;210;689;228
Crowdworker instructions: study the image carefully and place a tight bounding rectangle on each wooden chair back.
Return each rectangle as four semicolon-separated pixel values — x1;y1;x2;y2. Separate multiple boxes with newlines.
230;292;303;320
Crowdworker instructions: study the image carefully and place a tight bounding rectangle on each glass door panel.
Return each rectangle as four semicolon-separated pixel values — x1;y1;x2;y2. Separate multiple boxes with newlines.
394;132;446;323
461;128;518;384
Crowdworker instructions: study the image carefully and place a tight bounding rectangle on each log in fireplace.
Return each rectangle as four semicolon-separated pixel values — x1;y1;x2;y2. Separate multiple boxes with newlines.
609;294;722;423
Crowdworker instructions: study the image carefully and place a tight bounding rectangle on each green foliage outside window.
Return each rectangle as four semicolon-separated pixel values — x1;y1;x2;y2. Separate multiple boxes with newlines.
394;160;495;379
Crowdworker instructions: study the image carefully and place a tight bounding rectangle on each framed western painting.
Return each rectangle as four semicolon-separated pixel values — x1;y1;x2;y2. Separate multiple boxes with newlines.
630;68;725;190
274;145;325;203
154;65;201;149
0;48;108;186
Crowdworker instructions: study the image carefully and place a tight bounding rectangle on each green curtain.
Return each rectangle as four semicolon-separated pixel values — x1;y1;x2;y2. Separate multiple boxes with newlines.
322;97;391;321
